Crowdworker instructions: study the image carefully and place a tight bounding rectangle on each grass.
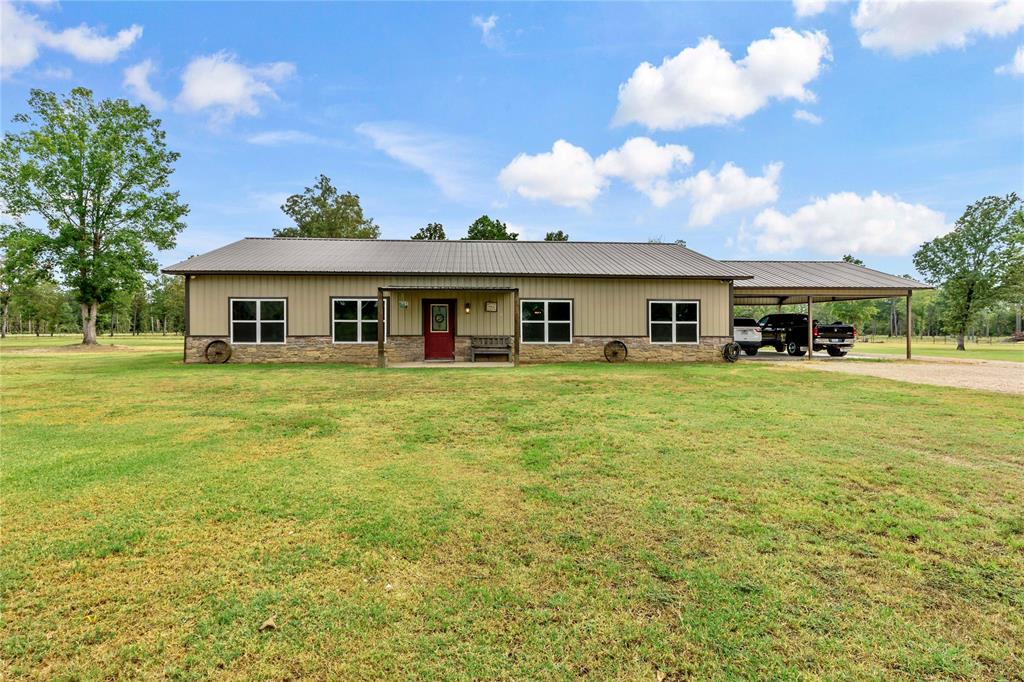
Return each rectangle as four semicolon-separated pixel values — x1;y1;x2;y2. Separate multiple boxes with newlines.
0;333;183;351
856;336;1024;362
2;341;1022;679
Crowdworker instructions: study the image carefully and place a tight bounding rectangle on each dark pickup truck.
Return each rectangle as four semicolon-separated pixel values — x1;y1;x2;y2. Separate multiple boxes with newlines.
756;313;856;357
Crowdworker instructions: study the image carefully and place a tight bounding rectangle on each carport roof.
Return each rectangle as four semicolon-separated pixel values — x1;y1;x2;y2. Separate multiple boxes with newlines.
726;260;930;305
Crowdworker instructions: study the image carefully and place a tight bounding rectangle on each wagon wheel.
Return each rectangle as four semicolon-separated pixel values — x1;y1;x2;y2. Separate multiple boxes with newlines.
722;342;741;363
205;340;232;364
604;340;628;363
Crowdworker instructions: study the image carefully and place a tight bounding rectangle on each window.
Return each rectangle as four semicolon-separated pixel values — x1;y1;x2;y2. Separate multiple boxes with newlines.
231;299;286;344
649;300;699;344
521;299;572;344
332;298;387;343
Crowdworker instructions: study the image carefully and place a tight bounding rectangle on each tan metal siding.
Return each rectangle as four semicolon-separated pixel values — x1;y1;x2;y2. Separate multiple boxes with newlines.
188;274;730;338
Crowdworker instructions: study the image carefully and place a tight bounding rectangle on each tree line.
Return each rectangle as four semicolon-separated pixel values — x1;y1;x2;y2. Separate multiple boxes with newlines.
1;88;1021;349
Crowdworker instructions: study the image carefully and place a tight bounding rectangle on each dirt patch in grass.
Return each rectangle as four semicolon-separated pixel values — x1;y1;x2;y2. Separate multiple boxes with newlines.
796;357;1024;394
3;343;139;353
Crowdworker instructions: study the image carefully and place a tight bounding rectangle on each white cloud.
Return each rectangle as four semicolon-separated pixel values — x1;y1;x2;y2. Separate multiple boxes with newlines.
472;14;502;49
498;140;607;210
752;191;948;255
1;1;141;77
996;45;1024;75
39;65;70;79
177;52;295;123
794;109;823;124
678;162;783;226
594;137;693;207
853;0;1024;56
123;59;166;110
793;0;830;17
247;130;322;145
613;27;831;130
356;122;475;200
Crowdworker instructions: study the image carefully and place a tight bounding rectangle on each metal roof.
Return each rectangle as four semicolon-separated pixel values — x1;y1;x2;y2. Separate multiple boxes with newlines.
726;260;929;290
163;238;753;279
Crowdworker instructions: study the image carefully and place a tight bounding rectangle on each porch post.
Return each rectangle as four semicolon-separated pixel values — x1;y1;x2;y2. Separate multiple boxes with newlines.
377;287;385;368
906;289;912;360
806;296;813;361
513;288;520;367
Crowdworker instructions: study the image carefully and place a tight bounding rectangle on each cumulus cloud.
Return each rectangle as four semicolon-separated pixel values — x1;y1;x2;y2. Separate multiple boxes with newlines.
752;191;948;255
613;27;831;130
1;0;141;77
678;162;783;226
996;45;1024;75
357;122;475;200
853;0;1024;56
793;109;823;124
177;52;295;123
498;140;607;210
123;59;165;110
594;137;693;206
472;14;502;49
793;0;831;17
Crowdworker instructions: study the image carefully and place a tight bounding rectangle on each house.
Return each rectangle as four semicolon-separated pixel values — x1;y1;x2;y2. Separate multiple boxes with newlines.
163;238;930;365
163;238;752;364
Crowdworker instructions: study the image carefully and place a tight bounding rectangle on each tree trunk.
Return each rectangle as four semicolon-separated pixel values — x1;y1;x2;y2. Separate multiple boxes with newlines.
81;302;98;345
1;300;8;338
956;332;965;351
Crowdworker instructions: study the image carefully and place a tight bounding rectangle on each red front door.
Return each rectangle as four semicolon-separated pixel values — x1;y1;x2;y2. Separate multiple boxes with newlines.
423;300;455;360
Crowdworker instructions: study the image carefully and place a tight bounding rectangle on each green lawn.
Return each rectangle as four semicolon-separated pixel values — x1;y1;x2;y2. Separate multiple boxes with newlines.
0;333;183;351
2;344;1022;679
856;337;1024;362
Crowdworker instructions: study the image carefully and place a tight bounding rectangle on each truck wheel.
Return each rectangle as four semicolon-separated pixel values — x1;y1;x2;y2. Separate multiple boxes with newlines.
786;341;805;357
827;347;848;357
744;347;758;356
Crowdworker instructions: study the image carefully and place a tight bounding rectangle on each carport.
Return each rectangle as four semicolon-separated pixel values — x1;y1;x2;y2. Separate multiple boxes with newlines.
725;261;932;360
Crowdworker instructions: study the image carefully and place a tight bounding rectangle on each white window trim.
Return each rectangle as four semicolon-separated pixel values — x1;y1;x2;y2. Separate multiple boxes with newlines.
331;297;388;344
230;298;287;345
649;300;700;345
520;299;573;345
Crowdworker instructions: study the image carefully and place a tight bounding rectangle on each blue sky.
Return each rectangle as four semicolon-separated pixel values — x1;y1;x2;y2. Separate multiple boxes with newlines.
2;1;1022;277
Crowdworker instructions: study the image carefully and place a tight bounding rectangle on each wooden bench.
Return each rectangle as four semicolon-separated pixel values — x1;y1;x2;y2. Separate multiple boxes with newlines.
470;336;513;362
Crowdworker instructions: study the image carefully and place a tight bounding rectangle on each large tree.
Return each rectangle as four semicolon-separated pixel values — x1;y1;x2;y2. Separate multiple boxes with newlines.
913;193;1024;350
463;215;517;240
0;88;188;344
411;222;445;240
273;175;380;239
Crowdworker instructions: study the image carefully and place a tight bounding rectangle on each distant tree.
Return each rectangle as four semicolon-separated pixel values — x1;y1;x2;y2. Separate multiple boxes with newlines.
273;175;380;239
149;275;185;335
842;254;865;266
0;231;44;337
544;230;569;241
411;222;446;240
463;215;517;240
913;193;1024;350
0;88;188;345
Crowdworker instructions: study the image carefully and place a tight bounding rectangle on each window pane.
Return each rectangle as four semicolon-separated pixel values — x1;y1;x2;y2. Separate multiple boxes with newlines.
522;302;545;321
233;321;257;342
650;323;673;343
548;322;571;342
261;322;285;343
676;323;697;343
232;300;257;321
334;321;358;342
522;322;545;343
362;321;379;342
548;301;571;321
261;300;285;321
361;300;378;321
650;302;672;322
430;304;448;332
334;300;358;321
675;302;698;322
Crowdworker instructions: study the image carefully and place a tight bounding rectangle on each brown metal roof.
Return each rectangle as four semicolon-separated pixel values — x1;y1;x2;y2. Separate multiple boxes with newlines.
726;260;929;290
163;238;753;279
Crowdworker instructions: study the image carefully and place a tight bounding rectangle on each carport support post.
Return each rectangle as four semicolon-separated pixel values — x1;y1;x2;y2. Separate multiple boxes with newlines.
806;296;813;361
513;288;520;367
377;287;385;368
906;289;912;360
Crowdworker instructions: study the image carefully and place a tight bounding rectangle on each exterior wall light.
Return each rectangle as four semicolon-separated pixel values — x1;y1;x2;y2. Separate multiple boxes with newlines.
464;302;471;314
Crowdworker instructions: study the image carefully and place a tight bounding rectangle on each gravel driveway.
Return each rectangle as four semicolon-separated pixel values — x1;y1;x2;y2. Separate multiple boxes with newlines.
789;356;1023;395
